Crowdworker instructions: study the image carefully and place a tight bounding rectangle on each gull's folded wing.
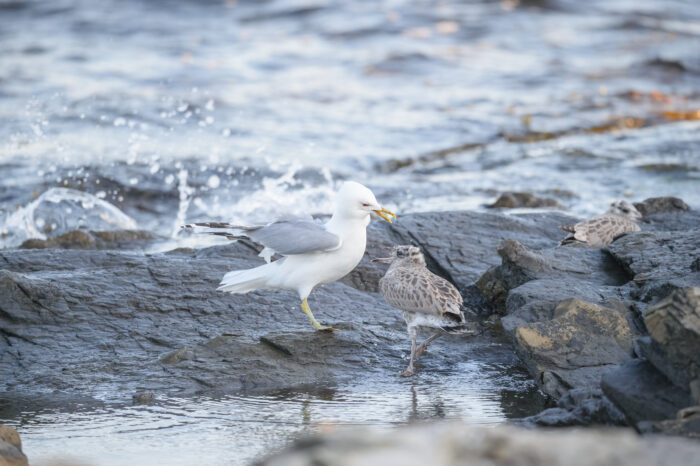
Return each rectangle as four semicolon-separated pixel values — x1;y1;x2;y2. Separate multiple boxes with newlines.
183;215;341;256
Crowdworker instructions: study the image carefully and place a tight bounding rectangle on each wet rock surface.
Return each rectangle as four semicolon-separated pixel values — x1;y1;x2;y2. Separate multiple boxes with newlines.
257;422;700;466
601;359;694;424
1;202;698;437
640;288;700;397
3;210;563;400
473;199;700;432
20;229;160;250
513;299;637;398
0;425;27;466
518;388;626;427
0;242;409;397
487;192;561;209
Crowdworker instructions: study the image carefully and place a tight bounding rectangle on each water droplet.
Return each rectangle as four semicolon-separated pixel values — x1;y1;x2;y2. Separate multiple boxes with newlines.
207;175;221;189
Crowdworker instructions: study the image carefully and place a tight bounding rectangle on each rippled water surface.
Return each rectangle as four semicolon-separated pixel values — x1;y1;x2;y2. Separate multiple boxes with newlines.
2;353;543;465
1;0;699;237
1;0;699;464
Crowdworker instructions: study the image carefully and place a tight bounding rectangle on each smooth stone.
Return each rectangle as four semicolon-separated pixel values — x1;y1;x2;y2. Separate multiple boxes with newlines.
256;422;700;466
601;359;694;425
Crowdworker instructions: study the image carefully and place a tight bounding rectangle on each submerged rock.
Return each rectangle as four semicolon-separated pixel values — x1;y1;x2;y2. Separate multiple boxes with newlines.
132;392;156;405
256;422;700;466
0;187;138;249
487;192;561;209
20;229;158;250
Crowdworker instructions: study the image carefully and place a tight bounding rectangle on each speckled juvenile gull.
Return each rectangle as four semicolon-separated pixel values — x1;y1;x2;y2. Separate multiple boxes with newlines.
560;200;642;248
183;181;395;332
374;245;478;377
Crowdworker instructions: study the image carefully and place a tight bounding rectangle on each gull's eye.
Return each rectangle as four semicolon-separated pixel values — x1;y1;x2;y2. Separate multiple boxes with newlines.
362;202;371;207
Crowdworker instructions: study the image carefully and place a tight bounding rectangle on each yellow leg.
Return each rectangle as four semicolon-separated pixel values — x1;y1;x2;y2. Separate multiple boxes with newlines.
301;298;336;332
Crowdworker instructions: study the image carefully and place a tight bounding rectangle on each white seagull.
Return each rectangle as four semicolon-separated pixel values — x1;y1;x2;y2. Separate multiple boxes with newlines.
184;181;396;331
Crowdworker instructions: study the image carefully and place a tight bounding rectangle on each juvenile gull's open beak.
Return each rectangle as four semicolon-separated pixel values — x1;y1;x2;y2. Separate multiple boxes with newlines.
373;207;396;223
372;257;393;264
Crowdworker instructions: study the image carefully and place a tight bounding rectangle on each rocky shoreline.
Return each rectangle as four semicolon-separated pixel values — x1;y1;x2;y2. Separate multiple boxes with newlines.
1;197;699;463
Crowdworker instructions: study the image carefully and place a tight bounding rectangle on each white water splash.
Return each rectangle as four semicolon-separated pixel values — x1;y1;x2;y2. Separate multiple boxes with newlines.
0;188;137;248
171;169;194;238
205;163;337;225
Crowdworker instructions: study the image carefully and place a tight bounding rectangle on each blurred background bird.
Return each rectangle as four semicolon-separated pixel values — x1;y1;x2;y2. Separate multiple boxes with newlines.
560;200;642;247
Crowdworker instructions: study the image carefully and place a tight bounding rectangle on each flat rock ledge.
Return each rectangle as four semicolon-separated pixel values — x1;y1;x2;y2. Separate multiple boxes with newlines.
0;210;574;401
1;198;698;438
256;422;700;466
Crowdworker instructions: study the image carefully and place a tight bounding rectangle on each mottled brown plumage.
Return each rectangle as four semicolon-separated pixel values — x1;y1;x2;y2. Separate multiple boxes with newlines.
374;245;477;377
560;200;642;247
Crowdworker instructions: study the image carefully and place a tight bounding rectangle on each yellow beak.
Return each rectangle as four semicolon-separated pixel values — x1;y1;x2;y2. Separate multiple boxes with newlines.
373;207;397;223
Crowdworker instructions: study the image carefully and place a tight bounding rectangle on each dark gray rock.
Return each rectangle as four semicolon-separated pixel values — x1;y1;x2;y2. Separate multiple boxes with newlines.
513;299;638;398
638;406;700;439
519;388;626;427
601;359;694;425
476;240;553;310
366;211;576;292
634;196;690;216
606;230;700;304
257;422;700;466
132;392;155;405
473;201;699;416
7;210;557;401
478;239;631;317
0;242;412;398
20;229;159;250
640;288;700;394
502;278;623;334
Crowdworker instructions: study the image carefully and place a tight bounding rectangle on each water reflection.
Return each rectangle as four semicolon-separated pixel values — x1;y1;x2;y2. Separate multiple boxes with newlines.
2;355;543;466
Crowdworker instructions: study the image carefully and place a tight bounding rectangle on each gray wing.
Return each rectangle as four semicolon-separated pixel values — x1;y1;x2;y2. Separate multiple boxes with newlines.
183;215;341;255
379;268;463;319
246;216;341;255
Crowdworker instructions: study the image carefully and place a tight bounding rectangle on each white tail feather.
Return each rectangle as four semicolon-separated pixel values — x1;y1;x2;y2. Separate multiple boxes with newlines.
217;262;275;294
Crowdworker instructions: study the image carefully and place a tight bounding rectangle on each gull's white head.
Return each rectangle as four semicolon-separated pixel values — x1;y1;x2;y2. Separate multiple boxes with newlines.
334;181;396;223
607;200;642;221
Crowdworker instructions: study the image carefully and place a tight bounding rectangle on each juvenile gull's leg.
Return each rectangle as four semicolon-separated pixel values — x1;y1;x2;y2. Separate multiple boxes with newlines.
301;298;335;332
415;331;442;357
401;330;417;377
